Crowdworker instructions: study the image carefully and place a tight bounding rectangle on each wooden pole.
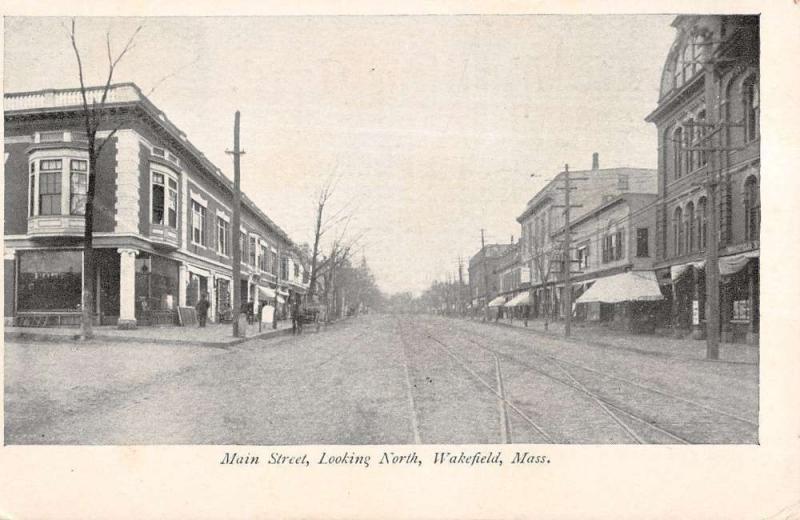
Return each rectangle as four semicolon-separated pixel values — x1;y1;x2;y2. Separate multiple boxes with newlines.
230;111;243;337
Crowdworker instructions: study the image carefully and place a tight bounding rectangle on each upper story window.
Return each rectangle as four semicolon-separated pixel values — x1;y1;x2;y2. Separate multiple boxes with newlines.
239;232;247;262
602;228;624;263
686;201;695;252
674;35;703;89
260;245;268;272
39;159;62;215
191;200;207;246
152;171;178;228
673;206;684;256
744;176;760;242
271;251;279;277
576;244;590;270
294;262;300;279
636;228;649;258
696;110;708;168
280;256;289;280
217;217;230;256
249;236;257;266
698;197;708;250
743;75;759;142
69;159;88;215
673;126;684;179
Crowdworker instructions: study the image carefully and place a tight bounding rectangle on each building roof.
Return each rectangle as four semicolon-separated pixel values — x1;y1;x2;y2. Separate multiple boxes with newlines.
4;83;303;255
468;243;514;268
516;167;657;223
551;192;658;234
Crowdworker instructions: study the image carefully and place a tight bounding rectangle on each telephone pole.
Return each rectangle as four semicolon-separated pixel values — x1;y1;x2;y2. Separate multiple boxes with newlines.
481;229;490;321
555;164;587;338
702;52;721;359
226;111;245;337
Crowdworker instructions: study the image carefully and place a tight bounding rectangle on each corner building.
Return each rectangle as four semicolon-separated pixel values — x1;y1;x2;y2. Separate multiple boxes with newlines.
645;16;759;344
4;84;309;328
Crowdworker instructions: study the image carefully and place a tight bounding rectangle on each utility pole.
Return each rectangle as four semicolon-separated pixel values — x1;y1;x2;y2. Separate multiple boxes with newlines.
555;164;587;338
458;255;464;316
226;111;245;337
481;229;490;321
703;52;721;360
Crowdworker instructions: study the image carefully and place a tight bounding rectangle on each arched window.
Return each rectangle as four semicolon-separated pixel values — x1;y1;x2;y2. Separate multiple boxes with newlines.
685;118;695;172
744;176;760;241
673;206;684;256
686;202;695;252
696;109;707;167
698;197;708;250
743;75;759;142
673;126;683;179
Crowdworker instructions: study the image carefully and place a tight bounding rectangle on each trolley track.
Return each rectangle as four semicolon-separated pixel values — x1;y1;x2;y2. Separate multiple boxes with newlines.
410;318;757;444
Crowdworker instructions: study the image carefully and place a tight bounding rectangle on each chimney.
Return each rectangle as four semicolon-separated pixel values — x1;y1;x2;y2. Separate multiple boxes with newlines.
592;152;599;170
511;235;514;244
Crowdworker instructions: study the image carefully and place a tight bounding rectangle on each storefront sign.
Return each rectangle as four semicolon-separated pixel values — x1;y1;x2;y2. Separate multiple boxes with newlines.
692;300;700;326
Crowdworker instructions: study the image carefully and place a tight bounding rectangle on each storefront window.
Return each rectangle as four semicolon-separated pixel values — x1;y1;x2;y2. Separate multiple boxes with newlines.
17;250;82;311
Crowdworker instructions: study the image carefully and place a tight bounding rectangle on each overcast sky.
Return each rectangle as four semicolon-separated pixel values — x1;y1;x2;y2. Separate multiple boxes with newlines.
5;15;676;294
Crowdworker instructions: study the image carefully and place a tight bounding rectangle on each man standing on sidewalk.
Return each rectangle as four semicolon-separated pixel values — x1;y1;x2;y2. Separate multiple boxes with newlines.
195;293;210;328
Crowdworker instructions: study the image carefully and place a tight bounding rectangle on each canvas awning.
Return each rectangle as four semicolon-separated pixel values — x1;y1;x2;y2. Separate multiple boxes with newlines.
258;286;277;300
719;250;759;276
575;271;664;304
505;292;531;307
670;261;705;281
487;296;506;307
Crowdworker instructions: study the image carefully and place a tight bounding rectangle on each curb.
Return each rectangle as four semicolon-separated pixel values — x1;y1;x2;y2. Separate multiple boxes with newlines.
4;327;293;348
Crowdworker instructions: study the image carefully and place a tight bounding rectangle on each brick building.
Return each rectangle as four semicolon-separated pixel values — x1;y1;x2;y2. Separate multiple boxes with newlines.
645;15;759;344
467;243;513;313
4;84;309;328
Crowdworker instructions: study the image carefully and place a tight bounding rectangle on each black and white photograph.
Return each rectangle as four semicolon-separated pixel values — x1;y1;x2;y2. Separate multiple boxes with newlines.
2;3;799;519
3;14;761;445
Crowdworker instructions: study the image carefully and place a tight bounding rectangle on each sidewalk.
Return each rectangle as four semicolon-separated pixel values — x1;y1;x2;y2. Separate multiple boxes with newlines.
4;319;293;347
466;316;759;365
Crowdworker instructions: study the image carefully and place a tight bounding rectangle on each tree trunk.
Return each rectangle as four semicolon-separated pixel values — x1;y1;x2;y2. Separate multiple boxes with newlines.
80;147;98;340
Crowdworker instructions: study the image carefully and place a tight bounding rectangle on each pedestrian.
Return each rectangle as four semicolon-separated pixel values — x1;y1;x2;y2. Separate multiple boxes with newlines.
523;304;530;328
195;292;210;328
291;295;302;335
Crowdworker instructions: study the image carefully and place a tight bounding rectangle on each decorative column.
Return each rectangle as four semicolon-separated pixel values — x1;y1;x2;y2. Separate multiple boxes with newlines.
178;262;188;307
117;248;139;329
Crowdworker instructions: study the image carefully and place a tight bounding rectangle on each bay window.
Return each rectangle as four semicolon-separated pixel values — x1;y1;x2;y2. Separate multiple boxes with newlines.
39;159;62;215
152;170;178;228
69;159;88;215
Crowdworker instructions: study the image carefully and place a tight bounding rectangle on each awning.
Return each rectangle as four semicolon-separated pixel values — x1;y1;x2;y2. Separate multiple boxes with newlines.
277;288;290;297
670;260;705;281
258;286;276;300
719;250;759;276
487;296;506;307
506;292;531;307
277;295;286;304
576;271;664;304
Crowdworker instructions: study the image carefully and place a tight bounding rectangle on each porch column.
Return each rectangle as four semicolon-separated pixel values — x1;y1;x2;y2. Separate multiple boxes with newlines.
178;263;188;307
117;248;139;329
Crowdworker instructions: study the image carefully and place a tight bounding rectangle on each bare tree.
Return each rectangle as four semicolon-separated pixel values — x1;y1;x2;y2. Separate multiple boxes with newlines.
531;239;564;331
68;19;142;339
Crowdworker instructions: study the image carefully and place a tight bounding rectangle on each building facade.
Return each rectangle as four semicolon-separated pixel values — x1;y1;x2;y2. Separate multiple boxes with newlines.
645;15;759;344
467;243;513;313
551;193;665;331
517;153;657;319
4;84;308;328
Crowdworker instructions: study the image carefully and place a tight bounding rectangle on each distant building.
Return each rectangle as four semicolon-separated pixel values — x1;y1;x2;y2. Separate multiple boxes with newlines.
517;153;657;319
4;84;309;328
645;15;759;344
552;193;663;332
468;243;513;312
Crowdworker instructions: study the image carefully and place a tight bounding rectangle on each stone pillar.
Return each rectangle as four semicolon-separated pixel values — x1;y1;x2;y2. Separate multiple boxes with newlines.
4;249;16;326
178;263;188;307
208;273;216;324
117;248;139;329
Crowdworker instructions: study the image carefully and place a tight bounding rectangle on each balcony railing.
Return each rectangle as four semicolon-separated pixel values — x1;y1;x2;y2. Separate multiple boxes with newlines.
5;84;142;112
